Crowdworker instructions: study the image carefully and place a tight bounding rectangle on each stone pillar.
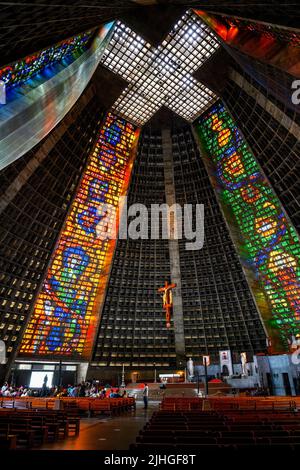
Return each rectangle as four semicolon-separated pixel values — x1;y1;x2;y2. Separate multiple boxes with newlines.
161;128;186;367
77;362;89;383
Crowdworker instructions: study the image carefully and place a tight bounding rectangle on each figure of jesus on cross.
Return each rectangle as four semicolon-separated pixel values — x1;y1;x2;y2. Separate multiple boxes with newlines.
157;281;176;328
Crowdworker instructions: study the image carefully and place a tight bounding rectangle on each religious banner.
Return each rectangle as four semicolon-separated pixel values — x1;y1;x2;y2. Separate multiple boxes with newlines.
202;355;210;366
219;350;233;376
0;340;6;364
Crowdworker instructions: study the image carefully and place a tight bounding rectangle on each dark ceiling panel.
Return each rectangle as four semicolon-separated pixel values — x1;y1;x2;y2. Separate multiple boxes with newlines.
1;1;299;69
92;64;127;109
0;1;137;67
132;1;300;28
121;5;186;45
145;106;189;130
193;48;234;95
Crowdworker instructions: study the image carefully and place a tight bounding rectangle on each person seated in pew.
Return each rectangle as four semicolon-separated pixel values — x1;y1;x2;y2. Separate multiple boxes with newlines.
3;387;13;397
109;388;122;398
57;387;68;397
79;381;86;397
0;382;9;395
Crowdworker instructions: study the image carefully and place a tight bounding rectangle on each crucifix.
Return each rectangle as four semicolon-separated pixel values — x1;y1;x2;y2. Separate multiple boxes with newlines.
157;281;177;328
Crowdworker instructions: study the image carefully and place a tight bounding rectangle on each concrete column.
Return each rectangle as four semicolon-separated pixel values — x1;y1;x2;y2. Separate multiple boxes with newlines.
77;362;89;383
161;128;186;367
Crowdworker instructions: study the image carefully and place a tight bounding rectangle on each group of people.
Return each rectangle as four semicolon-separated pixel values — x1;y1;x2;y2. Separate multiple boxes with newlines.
64;383;128;399
0;383;30;397
0;381;128;399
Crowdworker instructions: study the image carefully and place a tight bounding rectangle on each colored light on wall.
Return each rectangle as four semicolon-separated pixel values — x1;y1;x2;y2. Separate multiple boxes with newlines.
0;22;114;171
194;10;228;41
20;113;138;358
194;10;300;78
194;10;300;47
0;31;93;89
196;102;300;349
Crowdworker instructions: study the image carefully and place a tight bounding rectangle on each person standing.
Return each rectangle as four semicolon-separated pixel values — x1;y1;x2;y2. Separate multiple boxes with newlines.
79;381;86;397
143;383;149;409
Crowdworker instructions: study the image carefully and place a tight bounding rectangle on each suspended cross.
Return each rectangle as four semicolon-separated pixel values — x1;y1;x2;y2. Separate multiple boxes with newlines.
158;281;177;328
100;9;219;126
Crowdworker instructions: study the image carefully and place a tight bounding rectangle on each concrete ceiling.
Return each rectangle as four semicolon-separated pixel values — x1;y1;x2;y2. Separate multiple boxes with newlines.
1;0;299;128
1;1;299;68
92;64;128;110
120;5;186;46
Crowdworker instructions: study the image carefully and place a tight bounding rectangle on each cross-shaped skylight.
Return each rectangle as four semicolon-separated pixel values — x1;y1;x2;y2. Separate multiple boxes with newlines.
100;9;219;126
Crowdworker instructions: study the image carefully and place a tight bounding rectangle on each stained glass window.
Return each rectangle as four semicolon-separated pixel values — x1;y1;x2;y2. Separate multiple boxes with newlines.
194;10;300;77
0;31;93;89
196;101;300;350
20;113;138;358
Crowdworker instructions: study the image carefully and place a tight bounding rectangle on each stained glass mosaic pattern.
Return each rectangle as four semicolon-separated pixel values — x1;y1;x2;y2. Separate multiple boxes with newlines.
20;113;138;358
194;10;300;77
195;10;300;47
0;31;93;89
0;22;114;171
196;102;300;350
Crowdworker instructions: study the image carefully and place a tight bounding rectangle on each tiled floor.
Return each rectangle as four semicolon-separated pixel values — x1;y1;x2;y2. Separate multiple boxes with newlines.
40;402;159;450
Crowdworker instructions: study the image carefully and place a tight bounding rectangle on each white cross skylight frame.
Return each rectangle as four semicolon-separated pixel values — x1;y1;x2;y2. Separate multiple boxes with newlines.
100;9;219;126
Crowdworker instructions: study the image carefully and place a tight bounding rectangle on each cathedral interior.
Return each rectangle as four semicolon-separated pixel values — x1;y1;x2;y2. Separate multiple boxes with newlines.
0;1;300;391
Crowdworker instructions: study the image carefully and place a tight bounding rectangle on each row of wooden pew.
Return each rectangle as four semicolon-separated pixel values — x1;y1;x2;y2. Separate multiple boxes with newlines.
160;397;204;411
0;408;80;449
64;397;136;416
131;408;300;449
209;396;300;411
159;396;300;411
0;396;136;449
132;397;300;449
0;396;136;417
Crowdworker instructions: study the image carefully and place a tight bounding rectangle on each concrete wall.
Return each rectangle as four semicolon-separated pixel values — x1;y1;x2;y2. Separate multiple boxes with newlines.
256;354;300;396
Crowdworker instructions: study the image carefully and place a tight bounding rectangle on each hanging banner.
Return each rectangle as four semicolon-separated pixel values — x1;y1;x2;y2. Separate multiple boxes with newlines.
202;355;210;366
219;350;233;376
